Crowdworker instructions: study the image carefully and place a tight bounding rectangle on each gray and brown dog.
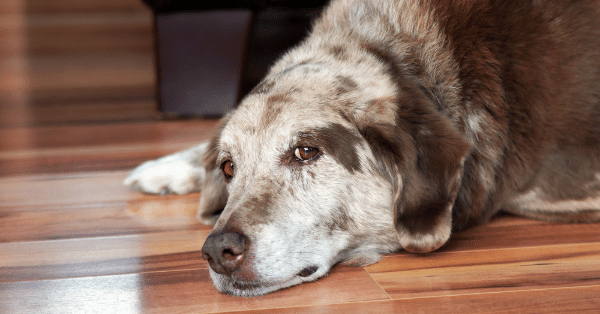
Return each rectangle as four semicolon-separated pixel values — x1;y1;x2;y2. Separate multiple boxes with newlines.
125;0;600;297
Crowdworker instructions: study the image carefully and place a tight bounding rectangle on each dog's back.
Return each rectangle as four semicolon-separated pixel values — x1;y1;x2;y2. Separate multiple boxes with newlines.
284;0;600;229
434;0;600;227
435;0;600;228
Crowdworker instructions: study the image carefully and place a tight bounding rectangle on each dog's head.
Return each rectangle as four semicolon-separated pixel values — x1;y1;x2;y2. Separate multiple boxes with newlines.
197;53;470;296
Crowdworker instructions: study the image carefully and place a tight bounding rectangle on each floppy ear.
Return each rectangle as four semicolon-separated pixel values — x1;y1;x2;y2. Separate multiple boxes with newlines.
360;86;470;253
196;117;230;225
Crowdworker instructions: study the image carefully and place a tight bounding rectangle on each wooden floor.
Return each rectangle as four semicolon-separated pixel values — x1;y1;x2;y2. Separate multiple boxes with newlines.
1;1;600;313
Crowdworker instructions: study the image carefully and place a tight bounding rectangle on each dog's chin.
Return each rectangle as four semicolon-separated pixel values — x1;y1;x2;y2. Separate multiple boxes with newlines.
208;267;326;297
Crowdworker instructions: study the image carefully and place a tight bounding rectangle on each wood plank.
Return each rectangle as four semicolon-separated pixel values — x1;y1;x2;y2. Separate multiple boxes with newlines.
0;0;22;15
28;53;154;97
0;0;157;128
28;98;159;126
0;231;207;268
0;171;153;208
0;119;219;174
26;12;153;54
0;192;207;242
0;230;209;281
0;171;207;246
23;0;153;55
366;242;600;299
0;15;26;55
447;215;600;251
0;120;219;150
216;285;600;314
142;266;388;313
0;274;147;314
0;265;389;314
0;151;179;175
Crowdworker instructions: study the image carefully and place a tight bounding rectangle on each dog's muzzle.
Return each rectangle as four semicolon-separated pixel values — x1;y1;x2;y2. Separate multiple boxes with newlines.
202;230;322;296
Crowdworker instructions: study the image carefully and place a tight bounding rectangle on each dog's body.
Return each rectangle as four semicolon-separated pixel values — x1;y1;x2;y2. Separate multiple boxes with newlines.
125;0;600;296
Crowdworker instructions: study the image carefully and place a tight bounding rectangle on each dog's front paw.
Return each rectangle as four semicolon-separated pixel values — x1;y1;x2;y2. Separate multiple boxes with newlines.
123;154;205;195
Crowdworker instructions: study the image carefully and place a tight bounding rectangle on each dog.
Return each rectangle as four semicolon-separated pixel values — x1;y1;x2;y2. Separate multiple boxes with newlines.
124;0;600;297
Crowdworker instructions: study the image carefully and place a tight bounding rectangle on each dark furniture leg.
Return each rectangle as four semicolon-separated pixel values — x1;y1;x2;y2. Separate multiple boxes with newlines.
155;11;252;117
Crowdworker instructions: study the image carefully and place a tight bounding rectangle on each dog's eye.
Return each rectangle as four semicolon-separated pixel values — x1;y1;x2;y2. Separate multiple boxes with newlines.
221;160;235;179
294;147;319;161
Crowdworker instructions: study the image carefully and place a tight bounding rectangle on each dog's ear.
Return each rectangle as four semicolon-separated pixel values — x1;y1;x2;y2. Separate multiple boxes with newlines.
196;117;230;225
359;85;470;253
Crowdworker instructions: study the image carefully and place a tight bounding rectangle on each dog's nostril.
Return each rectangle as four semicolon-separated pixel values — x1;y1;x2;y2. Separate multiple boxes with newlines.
297;265;319;277
223;249;234;258
222;248;243;261
201;231;248;275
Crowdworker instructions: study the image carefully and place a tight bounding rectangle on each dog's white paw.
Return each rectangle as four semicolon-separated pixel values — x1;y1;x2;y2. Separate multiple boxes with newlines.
124;149;207;195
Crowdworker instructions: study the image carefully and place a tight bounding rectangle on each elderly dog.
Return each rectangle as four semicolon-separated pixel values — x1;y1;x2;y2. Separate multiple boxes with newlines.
125;0;600;296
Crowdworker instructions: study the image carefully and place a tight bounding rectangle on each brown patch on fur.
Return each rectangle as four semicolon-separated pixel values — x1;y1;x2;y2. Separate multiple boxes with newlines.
276;60;317;79
361;43;404;86
359;123;409;181
368;97;395;116
237;192;275;226
314;123;363;173
287;186;295;197
267;93;292;105
334;75;359;95
262;93;292;126
242;126;256;135
281;123;362;174
330;45;348;60
324;206;353;234
249;80;276;95
337;106;355;124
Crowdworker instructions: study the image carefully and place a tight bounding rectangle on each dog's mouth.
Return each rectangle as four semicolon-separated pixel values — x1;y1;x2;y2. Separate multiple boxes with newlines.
231;280;262;291
209;265;322;297
296;265;319;277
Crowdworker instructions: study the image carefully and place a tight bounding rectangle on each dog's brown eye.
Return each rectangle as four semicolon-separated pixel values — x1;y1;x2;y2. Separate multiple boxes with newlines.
221;160;234;179
294;147;319;161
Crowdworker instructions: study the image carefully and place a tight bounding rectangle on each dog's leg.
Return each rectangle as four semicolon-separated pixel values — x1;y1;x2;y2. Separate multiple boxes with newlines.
503;150;600;223
504;189;600;223
123;142;210;195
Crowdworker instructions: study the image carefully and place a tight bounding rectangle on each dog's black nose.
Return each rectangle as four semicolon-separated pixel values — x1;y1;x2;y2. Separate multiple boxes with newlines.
202;231;247;275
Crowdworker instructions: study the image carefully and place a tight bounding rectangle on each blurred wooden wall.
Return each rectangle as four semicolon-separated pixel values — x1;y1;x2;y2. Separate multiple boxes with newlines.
0;0;158;128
